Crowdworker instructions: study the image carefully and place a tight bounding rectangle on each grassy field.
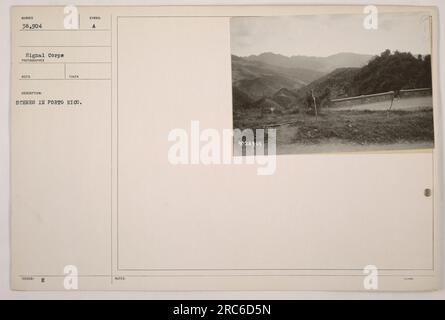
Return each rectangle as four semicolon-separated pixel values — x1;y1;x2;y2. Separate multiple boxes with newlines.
234;107;434;150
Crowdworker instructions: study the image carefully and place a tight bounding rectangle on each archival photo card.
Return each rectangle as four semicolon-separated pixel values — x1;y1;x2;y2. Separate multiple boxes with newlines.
231;13;434;155
10;5;440;292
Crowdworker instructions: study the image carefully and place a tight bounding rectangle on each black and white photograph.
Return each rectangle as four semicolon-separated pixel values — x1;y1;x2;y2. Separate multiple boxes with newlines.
231;13;434;154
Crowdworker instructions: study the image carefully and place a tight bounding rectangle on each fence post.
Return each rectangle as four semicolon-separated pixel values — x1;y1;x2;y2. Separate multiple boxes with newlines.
311;90;318;120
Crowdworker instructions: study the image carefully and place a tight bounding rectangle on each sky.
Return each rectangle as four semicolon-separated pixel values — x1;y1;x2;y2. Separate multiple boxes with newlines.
230;13;431;57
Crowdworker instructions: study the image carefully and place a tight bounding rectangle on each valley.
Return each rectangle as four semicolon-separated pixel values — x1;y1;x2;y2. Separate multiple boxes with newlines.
231;50;434;153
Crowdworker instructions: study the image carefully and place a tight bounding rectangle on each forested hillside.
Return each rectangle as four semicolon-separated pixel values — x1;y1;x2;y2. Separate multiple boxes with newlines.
232;50;432;113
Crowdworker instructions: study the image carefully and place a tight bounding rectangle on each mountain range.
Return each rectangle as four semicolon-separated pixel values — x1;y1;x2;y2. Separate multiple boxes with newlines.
232;52;373;111
232;50;431;113
231;54;324;100
244;52;373;73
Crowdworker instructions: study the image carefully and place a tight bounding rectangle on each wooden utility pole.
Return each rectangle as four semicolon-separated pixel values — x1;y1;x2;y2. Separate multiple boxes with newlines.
387;91;395;118
311;90;318;120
